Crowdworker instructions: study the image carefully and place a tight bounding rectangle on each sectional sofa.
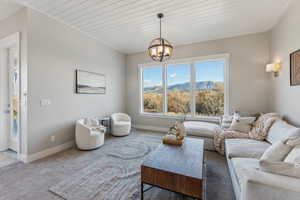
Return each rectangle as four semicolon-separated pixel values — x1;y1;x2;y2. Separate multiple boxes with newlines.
225;119;300;200
184;119;300;200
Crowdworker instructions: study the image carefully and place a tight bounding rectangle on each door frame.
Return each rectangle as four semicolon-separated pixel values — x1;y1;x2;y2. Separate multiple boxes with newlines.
0;32;24;159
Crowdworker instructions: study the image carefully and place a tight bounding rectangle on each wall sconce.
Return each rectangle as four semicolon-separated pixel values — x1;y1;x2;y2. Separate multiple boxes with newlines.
266;63;282;77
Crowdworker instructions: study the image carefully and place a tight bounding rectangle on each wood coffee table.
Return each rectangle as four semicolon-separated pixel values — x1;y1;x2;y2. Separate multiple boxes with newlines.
141;138;204;200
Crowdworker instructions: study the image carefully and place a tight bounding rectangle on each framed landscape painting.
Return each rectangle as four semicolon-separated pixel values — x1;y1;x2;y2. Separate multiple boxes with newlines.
76;69;106;94
290;49;300;86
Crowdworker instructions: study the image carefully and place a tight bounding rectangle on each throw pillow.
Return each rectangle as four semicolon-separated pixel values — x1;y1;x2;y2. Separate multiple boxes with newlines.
260;140;293;161
259;131;300;178
267;119;300;144
228;116;255;133
259;159;300;178
249;113;281;140
284;145;300;164
220;111;259;130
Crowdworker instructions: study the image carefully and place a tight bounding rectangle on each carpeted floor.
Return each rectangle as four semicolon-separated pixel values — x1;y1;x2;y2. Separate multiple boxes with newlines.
0;151;18;168
0;130;234;200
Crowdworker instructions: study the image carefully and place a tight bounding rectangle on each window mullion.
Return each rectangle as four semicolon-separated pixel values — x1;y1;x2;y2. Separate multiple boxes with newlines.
191;62;196;117
140;66;144;113
163;64;168;114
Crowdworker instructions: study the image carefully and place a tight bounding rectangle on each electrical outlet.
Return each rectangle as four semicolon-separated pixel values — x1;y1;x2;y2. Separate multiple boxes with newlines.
41;99;51;107
50;136;55;142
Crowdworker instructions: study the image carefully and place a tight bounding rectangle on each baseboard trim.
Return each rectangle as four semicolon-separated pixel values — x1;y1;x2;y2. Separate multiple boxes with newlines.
133;124;169;132
19;141;74;163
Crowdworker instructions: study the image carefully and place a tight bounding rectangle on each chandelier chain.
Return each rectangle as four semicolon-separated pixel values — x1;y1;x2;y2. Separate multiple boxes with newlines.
160;17;162;39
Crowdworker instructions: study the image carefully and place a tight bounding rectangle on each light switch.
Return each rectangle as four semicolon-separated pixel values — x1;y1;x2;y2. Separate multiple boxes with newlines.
40;99;51;107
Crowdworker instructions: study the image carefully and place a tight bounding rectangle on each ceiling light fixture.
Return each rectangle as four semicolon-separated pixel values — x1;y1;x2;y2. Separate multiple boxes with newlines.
148;13;173;62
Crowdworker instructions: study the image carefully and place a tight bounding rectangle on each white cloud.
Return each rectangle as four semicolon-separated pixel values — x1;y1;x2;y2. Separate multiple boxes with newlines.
170;73;177;78
144;80;152;83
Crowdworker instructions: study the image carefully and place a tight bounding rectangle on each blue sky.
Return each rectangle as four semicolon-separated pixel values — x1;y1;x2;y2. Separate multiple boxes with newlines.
167;64;190;86
143;67;163;87
143;61;224;87
196;61;224;82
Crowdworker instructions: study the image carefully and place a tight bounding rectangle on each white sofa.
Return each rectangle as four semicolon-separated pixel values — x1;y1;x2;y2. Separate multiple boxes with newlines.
225;119;300;200
111;113;131;136
75;118;106;150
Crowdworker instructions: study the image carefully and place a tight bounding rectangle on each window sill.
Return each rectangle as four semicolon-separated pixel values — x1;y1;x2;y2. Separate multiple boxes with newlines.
139;112;220;123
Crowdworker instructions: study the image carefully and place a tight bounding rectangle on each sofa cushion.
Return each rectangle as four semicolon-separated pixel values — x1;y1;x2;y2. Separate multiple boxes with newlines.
231;158;260;185
231;158;300;194
266;119;300;144
259;159;300;179
285;145;300;164
225;139;271;159
261;140;293;162
183;121;220;138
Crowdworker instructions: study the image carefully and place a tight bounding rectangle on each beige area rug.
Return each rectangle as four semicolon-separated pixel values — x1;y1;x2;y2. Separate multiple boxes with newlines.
49;135;160;200
0;130;234;200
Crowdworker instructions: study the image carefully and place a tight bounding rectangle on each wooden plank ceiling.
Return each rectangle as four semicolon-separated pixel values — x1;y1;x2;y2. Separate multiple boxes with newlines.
14;0;291;54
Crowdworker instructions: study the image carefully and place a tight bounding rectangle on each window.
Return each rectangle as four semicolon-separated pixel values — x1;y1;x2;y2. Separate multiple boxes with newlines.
167;64;191;115
195;61;224;116
142;66;163;113
140;54;229;118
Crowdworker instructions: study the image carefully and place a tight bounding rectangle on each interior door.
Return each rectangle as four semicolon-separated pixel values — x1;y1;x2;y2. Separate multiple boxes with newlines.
0;36;20;152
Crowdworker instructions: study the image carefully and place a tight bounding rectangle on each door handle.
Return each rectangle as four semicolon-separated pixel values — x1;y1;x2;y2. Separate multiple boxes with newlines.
4;110;10;114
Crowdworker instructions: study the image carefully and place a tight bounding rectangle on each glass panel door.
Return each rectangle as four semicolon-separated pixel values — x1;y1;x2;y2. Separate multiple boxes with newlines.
7;46;20;152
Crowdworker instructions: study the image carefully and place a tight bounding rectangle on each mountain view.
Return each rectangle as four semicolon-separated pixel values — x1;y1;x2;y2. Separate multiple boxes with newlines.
142;61;225;116
143;81;224;116
144;81;219;93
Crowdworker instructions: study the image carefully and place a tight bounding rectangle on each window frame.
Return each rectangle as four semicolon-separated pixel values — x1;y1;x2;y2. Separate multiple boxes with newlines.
138;54;230;120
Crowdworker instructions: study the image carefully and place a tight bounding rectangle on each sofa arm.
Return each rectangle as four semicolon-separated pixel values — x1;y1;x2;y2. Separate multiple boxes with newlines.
241;170;300;200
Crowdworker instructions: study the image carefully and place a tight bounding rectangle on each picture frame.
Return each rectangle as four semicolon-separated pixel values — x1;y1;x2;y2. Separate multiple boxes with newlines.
76;69;106;94
290;49;300;86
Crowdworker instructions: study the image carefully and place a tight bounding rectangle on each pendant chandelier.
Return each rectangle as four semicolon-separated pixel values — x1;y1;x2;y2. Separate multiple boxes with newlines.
148;13;173;62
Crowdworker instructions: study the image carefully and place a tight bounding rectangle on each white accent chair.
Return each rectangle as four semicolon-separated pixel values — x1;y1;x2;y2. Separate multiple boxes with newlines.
111;113;131;136
75;118;106;150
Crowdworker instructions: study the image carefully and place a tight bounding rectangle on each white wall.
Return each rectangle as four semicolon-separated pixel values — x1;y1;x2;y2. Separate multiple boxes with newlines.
27;10;126;154
269;0;300;126
126;33;271;128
